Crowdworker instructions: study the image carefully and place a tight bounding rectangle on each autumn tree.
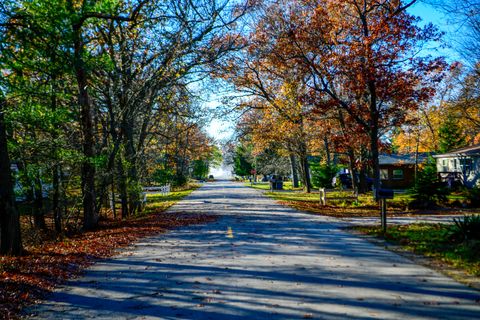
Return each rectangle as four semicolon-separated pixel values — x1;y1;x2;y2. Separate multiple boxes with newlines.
253;0;445;197
393;63;480;154
236;80;315;191
214;34;317;191
449;64;480;143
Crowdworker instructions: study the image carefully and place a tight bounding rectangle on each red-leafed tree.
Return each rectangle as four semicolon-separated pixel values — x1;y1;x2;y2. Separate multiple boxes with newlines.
254;0;446;197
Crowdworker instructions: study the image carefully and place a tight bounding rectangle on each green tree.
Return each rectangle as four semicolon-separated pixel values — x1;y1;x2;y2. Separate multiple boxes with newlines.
233;144;253;177
192;160;209;180
409;156;448;205
438;114;467;153
193;145;223;179
310;163;338;189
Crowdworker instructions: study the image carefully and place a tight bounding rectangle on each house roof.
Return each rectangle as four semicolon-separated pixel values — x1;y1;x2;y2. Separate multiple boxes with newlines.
379;153;431;166
433;144;480;158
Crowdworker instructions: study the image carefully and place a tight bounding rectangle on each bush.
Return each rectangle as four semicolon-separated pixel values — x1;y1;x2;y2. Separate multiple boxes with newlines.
311;163;338;189
152;168;173;185
465;187;480;207
408;156;449;208
450;215;480;242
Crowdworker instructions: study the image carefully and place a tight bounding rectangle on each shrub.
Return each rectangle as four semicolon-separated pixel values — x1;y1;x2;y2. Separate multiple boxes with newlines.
465;187;480;207
310;163;338;189
450;215;480;242
152;168;173;185
408;156;449;208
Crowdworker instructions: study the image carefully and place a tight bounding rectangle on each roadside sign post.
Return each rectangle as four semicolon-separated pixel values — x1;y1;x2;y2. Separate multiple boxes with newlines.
377;188;394;234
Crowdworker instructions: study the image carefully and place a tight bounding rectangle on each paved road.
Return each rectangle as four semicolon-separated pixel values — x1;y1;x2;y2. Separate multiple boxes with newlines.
26;181;480;319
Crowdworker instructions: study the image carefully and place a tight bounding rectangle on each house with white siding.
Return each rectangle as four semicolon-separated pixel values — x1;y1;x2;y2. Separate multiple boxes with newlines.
433;144;480;188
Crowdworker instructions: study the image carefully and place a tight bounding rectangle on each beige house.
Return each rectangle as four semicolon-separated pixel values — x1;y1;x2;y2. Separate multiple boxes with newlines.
434;144;480;188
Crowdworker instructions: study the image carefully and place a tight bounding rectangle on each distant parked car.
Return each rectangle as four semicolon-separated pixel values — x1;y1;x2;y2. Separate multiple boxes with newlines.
332;172;373;190
332;173;352;189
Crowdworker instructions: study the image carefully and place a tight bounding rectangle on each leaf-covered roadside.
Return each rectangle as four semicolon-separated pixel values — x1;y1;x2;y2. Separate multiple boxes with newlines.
352;224;480;278
0;194;216;319
262;190;480;218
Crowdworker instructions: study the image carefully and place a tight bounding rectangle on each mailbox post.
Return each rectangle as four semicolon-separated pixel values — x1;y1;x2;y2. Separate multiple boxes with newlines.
377;188;394;233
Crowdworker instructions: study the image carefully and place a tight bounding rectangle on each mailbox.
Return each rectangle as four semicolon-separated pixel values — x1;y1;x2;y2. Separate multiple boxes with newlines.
377;188;394;199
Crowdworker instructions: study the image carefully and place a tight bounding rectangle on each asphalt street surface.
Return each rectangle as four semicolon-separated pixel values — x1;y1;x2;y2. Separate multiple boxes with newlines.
26;181;480;319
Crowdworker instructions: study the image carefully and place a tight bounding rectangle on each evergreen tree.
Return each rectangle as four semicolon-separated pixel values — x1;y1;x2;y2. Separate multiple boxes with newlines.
409;156;448;205
310;162;338;189
438;114;467;153
233;144;253;177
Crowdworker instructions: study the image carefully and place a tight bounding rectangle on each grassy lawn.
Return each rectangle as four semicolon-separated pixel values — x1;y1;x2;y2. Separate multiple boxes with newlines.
145;183;200;213
254;189;403;217
352;223;480;277
246;181;303;191
246;184;478;217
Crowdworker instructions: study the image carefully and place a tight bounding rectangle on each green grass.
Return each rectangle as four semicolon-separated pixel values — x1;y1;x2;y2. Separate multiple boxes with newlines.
248;184;480;219
260;189;403;209
266;191;320;202
247;183;471;210
145;183;199;213
246;181;303;191
353;223;480;276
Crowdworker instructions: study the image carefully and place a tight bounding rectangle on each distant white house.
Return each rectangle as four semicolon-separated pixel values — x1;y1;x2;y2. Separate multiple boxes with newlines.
433;144;480;188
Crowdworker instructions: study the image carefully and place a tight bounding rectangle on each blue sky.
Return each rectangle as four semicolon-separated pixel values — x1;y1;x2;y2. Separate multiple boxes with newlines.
408;1;463;62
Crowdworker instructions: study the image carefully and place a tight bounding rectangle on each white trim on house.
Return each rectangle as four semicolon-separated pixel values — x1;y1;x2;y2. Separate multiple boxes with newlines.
433;145;480;188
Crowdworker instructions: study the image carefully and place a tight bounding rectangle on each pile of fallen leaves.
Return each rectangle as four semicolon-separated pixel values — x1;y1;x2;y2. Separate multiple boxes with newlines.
277;200;477;218
0;211;216;319
278;200;392;217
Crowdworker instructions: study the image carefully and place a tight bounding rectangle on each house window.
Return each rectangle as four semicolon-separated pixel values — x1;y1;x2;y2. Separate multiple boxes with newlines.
380;169;388;180
442;159;448;171
460;158;473;172
392;169;404;180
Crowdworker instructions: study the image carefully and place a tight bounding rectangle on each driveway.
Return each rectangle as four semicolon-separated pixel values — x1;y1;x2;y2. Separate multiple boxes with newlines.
26;181;480;319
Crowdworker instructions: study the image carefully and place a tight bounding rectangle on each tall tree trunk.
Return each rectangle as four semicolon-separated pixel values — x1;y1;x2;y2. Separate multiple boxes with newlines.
52;164;62;234
414;132;420;184
368;79;380;200
371;128;380;200
33;173;46;230
347;147;358;192
117;156;128;219
123;113;140;216
289;153;299;188
324;135;331;166
298;153;312;193
0;100;22;255
50;77;62;234
303;157;312;193
73;24;97;229
336;109;358;191
357;148;369;193
111;181;116;219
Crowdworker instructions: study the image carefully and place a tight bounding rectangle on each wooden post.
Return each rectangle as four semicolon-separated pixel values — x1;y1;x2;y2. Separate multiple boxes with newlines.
320;188;326;205
381;198;387;234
